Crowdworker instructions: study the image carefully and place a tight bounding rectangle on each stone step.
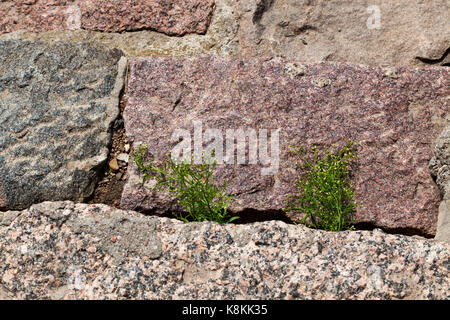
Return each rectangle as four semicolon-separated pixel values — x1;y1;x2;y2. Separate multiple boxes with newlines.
0;0;214;36
0;40;126;210
121;56;449;236
0;201;448;299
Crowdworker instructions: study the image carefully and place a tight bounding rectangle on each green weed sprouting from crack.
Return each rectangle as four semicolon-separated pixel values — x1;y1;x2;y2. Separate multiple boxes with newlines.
284;140;357;232
132;144;238;224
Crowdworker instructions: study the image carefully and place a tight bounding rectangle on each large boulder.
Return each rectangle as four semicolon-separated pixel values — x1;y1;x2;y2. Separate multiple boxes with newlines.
0;201;448;299
237;0;450;67
0;40;126;210
121;56;449;237
0;0;215;36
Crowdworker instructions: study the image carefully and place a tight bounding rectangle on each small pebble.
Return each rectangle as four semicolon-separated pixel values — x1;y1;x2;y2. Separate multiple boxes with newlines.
383;67;399;79
117;153;129;163
109;158;119;171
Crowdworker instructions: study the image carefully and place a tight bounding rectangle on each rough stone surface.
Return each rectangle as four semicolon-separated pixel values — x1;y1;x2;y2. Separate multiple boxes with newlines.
237;0;450;67
0;201;448;299
431;124;450;242
436;200;450;243
0;0;215;36
0;0;239;58
0;40;126;210
430;124;450;200
81;0;215;36
122;57;449;236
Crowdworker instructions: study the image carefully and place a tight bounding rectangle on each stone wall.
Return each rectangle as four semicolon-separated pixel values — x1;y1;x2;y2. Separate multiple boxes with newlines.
0;0;449;299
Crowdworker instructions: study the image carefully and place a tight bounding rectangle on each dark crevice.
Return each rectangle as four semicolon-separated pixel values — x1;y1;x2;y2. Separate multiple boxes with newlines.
78;2;216;38
230;208;294;225
355;222;433;239
416;46;450;66
132;206;434;239
81;25;209;38
129;207;295;225
252;0;275;25
85;68;129;208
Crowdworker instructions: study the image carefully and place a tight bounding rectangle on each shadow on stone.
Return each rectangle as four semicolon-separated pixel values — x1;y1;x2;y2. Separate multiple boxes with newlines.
355;222;433;239
230;209;295;225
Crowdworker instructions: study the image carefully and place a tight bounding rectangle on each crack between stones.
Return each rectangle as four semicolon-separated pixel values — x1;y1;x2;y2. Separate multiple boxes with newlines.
354;222;433;239
85;64;129;208
79;25;210;38
252;0;275;25
416;46;450;66
124;205;433;239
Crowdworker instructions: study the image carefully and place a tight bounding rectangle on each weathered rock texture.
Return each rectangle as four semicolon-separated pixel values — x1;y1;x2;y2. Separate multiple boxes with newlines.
0;0;215;36
431;124;450;242
0;201;448;299
237;0;450;67
431;124;450;201
122;57;449;237
436;201;450;243
3;1;450;68
0;0;239;58
0;40;126;210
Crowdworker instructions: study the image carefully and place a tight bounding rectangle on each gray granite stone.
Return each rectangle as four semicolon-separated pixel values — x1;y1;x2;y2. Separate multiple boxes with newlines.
0;40;126;210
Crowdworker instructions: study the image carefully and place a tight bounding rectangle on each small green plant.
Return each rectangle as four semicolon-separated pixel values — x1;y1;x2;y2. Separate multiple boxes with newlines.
284;140;357;231
132;144;238;224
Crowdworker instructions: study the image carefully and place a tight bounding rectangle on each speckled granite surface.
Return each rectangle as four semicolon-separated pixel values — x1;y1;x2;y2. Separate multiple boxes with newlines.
0;201;448;299
0;0;215;36
122;57;449;236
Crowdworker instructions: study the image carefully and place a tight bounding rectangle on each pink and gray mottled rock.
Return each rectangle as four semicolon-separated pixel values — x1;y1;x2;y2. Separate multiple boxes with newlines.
0;0;82;34
0;201;448;299
122;57;449;236
237;0;450;67
0;0;215;36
